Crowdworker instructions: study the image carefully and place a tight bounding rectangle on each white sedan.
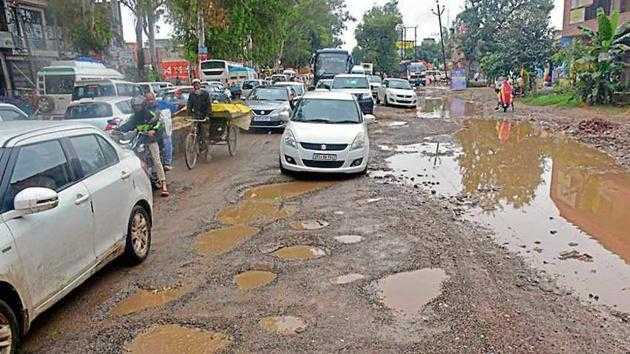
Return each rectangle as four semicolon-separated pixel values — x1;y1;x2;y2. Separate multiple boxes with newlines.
377;78;418;107
279;91;369;174
0;121;153;352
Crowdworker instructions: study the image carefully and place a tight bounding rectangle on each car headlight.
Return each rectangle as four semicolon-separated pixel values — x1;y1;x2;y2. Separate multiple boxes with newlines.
350;132;366;151
271;107;290;119
283;129;298;148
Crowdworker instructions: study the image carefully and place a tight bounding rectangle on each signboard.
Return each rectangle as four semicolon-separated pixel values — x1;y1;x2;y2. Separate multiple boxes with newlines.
160;60;190;80
396;40;415;49
570;0;593;9
450;68;467;91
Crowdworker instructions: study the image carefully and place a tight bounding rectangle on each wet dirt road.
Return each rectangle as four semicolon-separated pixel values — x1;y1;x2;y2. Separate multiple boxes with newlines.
22;88;630;353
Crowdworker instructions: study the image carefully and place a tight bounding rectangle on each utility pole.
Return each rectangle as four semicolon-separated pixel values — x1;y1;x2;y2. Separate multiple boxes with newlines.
432;0;448;80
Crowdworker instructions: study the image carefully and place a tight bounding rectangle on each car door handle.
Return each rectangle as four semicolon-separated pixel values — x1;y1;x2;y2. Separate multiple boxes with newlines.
121;170;131;180
74;194;90;205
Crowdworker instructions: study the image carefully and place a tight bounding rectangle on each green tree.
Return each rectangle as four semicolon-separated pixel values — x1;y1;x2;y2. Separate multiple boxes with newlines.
353;0;402;75
48;0;113;56
455;0;554;78
416;39;441;65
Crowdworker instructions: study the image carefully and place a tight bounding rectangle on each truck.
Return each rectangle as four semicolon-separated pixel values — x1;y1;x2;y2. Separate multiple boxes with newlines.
399;60;427;86
311;48;353;86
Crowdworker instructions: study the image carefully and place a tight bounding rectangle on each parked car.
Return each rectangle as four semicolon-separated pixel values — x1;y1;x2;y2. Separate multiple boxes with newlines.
0;104;30;122
270;74;288;83
274;81;306;97
241;79;267;98
228;82;242;99
64;97;134;131
331;74;374;115
315;79;333;92
0;121;153;352
351;65;366;75
378;78;418;107
202;81;232;100
245;86;293;129
72;79;141;101
368;75;382;99
279;91;369;174
137;81;174;97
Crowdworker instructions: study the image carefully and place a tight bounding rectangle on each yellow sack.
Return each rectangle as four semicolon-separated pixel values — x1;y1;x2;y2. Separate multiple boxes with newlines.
212;102;252;130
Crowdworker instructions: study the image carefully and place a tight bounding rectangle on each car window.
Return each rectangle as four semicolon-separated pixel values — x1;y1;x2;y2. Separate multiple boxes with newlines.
96;136;119;165
332;77;369;89
69;135;110;177
6;140;72;211
0;108;26;121
115;100;133;114
117;84;136;97
73;84;116;100
66;103;113;119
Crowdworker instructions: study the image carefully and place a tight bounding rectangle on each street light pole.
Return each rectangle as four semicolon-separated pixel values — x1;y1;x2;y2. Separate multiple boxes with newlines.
432;0;448;80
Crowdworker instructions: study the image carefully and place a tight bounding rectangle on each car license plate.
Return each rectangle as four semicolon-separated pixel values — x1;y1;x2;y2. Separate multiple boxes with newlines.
312;153;336;161
254;116;271;121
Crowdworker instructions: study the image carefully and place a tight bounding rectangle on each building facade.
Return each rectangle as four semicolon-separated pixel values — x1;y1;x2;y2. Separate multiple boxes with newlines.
562;0;630;38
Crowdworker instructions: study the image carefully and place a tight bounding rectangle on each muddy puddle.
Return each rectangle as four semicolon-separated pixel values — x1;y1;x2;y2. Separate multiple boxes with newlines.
216;181;332;226
259;316;307;335
125;324;231;354
274;245;326;261
372;269;449;318
234;270;277;291
371;118;630;312
334;235;364;244
111;287;188;316
416;97;480;119
196;225;259;256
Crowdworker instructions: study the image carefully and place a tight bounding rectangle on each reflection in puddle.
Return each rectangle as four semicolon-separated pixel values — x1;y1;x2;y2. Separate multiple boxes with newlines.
196;225;259;256
289;219;330;230
274;246;326;260
372;269;448;318
111;287;188;316
259;316;307;335
334;235;364;244
371;119;630;312
125;324;231;354
416;97;480;119
234;270;277;291
332;273;366;284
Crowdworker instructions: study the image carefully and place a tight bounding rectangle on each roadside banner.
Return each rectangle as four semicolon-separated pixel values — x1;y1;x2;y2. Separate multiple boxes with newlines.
451;68;467;91
161;60;190;81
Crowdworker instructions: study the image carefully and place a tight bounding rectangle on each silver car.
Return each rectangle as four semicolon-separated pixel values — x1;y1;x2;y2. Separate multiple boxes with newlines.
0;104;29;122
0;121;153;352
245;87;293;129
64;97;134;131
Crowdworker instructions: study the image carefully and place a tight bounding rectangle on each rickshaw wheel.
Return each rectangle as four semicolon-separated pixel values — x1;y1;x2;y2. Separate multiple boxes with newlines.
227;125;239;156
185;132;199;169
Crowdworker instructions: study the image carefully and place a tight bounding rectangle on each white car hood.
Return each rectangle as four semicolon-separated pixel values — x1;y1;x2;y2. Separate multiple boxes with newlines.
387;88;416;96
332;88;371;95
290;121;364;144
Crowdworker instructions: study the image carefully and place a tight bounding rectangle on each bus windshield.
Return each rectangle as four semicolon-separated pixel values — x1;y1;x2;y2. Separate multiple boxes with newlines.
201;61;226;70
73;84;116;100
315;53;349;76
45;75;75;95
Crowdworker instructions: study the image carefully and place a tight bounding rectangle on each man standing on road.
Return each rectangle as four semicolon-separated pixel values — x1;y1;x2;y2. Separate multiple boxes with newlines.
187;79;212;155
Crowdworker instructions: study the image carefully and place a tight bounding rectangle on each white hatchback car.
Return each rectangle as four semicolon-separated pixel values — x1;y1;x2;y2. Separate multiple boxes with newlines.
0;121;153;351
279;91;369;174
378;78;418;107
65;97;134;131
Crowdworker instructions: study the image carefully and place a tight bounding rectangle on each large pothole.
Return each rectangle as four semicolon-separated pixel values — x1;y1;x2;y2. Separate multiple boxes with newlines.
234;270;277;291
196;225;259;256
124;324;232;353
111;287;189;316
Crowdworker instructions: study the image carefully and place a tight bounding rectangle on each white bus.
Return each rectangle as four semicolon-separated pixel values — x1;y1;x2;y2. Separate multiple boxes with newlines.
199;59;257;83
36;61;124;118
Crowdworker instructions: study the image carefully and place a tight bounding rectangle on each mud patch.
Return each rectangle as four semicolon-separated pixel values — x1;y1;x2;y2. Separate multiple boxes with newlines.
334;235;364;244
111;287;188;316
332;273;366;284
259;316;307;335
274;245;326;260
246;181;334;200
125;324;231;354
234;270;277;291
196;225;259;256
290;220;330;230
372;268;448;318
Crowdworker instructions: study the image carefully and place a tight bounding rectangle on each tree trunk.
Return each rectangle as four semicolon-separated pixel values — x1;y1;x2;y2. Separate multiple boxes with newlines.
147;10;158;79
135;6;146;81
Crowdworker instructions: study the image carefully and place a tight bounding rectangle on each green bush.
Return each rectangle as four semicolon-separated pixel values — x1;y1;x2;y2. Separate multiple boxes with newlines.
521;92;581;107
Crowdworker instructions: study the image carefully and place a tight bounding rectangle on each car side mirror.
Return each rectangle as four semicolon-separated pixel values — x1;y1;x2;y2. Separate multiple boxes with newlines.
14;187;59;216
364;114;376;124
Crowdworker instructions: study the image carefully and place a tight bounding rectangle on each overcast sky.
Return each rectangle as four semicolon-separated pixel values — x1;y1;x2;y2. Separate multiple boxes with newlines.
122;0;565;50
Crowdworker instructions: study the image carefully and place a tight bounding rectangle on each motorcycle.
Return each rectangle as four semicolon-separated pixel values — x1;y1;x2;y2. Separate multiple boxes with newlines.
109;128;161;189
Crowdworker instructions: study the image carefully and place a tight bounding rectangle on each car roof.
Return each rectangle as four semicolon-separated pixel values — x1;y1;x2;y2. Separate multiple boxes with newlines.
0;121;97;147
334;74;367;79
69;96;130;105
302;91;354;101
0;103;20;109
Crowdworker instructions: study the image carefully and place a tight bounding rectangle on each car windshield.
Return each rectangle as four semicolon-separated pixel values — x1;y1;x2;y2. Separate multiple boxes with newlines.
242;81;259;90
248;88;288;101
293;99;360;124
73;84;116;100
368;76;382;84
316;53;348;75
332;76;369;89
389;80;412;90
66;103;113;119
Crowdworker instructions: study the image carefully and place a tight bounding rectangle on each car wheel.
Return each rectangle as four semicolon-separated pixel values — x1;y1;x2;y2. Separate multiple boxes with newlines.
384;95;389;107
124;205;152;265
0;299;18;354
279;157;291;175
